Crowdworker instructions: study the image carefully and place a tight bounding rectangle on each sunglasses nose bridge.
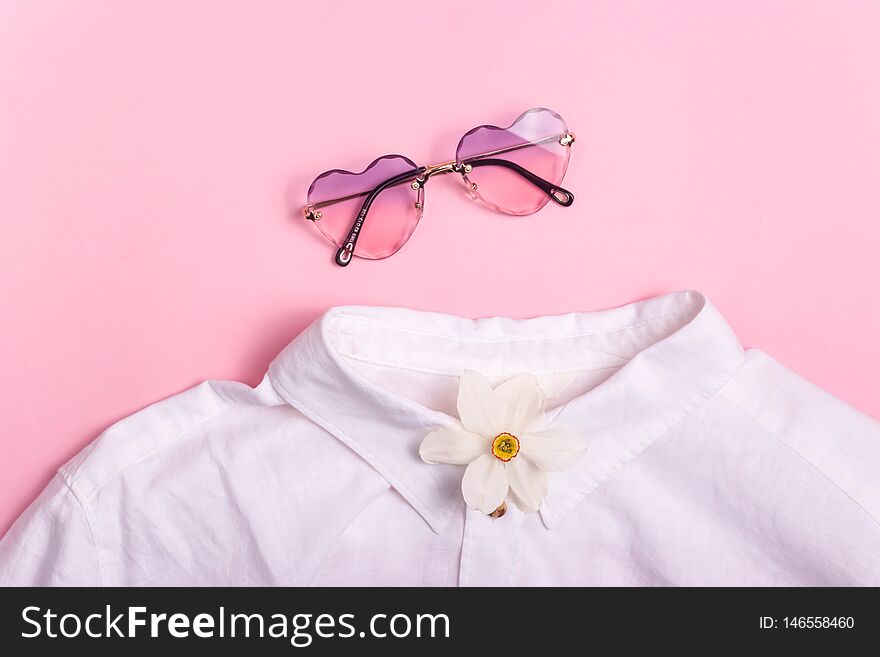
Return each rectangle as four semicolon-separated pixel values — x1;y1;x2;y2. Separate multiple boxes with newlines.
421;160;461;181
418;160;479;201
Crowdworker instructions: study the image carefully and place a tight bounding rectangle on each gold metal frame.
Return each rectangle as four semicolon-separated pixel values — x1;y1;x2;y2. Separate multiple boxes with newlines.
302;132;575;221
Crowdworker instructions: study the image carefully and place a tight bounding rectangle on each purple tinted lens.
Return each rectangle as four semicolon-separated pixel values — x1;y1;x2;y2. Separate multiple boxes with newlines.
455;108;571;215
307;155;424;260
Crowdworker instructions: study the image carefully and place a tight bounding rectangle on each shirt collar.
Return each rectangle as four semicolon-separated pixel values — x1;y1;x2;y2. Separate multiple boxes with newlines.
268;291;745;533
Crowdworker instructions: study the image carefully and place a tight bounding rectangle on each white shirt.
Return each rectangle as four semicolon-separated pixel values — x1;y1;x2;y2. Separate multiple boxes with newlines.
2;290;879;586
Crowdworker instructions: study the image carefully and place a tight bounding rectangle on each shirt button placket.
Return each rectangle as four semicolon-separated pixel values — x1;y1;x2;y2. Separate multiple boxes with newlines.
458;503;525;587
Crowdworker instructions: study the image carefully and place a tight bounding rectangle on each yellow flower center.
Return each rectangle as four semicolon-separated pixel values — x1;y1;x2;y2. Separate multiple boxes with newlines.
491;432;520;462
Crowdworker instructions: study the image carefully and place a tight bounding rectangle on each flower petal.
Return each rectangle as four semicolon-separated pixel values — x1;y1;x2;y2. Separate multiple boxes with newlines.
507;456;548;513
520;426;587;471
419;426;487;465
457;370;503;437
493;373;547;433
461;453;509;514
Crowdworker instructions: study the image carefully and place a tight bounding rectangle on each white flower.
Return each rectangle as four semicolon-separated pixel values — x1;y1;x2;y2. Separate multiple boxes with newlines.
419;370;587;515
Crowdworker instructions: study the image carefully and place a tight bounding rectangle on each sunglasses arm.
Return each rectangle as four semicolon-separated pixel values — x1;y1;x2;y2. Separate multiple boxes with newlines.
463;158;575;207
333;166;426;267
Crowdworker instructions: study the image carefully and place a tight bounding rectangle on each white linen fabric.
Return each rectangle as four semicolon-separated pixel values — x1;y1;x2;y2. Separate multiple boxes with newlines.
2;291;879;586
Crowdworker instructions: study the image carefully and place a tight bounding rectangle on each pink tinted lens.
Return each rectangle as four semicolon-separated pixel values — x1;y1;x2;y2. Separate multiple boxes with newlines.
455;108;571;215
307;155;424;259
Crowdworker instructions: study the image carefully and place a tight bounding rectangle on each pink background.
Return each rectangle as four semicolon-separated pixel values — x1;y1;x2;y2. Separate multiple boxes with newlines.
1;1;879;536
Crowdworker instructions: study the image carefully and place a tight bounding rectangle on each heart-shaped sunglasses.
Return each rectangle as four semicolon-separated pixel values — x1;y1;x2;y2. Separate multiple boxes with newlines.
302;107;576;266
